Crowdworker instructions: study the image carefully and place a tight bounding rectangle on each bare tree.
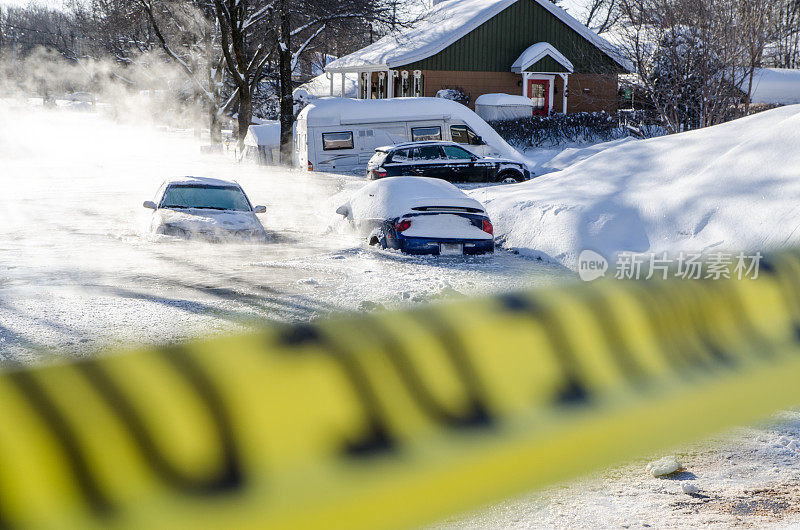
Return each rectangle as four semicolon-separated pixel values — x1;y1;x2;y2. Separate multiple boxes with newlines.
616;0;774;132
138;0;227;142
580;0;621;34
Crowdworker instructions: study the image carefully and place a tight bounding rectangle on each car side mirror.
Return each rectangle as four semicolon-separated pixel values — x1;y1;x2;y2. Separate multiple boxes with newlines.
474;136;484;145
335;204;349;216
143;200;157;210
253;205;266;214
470;155;478;162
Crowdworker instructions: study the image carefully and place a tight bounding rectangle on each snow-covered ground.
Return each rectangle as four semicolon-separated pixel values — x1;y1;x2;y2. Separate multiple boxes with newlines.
478;105;800;269
520;136;637;176
435;411;800;529
3;103;800;528
0;105;568;362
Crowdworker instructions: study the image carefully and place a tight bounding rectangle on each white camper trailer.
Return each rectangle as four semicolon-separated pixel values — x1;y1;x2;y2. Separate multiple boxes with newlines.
293;97;528;173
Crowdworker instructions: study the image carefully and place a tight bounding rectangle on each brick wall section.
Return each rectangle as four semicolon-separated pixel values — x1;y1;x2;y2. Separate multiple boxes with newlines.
414;70;618;113
420;70;522;108
566;74;618;114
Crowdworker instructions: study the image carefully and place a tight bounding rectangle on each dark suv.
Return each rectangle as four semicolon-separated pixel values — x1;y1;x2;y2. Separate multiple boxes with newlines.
366;141;530;183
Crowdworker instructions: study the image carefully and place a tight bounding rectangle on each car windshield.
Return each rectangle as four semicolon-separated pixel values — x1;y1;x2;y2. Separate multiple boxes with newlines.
160;185;251;211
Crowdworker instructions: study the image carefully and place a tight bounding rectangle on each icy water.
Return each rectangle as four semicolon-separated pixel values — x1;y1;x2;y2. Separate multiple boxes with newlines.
0;106;571;361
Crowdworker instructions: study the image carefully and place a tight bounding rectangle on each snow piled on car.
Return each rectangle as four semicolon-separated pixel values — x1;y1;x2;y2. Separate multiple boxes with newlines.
471;104;800;269
338;176;486;220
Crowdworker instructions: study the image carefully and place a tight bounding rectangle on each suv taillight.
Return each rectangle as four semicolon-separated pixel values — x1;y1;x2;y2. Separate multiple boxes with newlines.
307;161;313;171
482;219;493;235
373;168;387;178
395;219;412;232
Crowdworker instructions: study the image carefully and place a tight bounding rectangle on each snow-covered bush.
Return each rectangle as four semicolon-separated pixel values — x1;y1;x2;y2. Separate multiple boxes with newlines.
435;87;470;107
487;111;663;148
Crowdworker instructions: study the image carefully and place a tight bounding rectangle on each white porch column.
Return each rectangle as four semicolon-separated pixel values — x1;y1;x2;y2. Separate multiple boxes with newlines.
562;74;569;113
341;72;346;97
356;72;362;99
387;70;394;98
522;72;530;97
328;72;334;96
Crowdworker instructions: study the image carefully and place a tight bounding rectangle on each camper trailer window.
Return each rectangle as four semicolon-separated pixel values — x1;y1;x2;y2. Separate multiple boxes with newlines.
450;125;483;145
411;126;442;141
322;132;354;150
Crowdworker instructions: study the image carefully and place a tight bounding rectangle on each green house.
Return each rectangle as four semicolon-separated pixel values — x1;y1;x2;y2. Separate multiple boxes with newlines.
325;0;630;115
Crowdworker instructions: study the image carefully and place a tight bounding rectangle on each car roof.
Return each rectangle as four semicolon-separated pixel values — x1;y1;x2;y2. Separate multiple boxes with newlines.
376;140;461;152
164;176;241;187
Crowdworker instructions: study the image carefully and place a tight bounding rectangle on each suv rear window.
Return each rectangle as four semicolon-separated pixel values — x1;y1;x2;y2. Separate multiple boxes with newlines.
390;148;412;162
412;146;443;161
411;126;442;141
322;131;354;150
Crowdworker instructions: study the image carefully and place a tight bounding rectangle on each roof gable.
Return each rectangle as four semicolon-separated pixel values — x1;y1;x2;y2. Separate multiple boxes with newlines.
325;0;630;73
511;42;574;73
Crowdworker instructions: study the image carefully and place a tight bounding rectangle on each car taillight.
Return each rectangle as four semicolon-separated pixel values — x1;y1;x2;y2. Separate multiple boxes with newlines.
482;219;494;235
307;161;313;171
395;219;412;232
374;167;387;178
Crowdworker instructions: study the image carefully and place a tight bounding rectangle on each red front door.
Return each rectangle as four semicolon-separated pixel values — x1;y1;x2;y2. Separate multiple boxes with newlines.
527;79;550;116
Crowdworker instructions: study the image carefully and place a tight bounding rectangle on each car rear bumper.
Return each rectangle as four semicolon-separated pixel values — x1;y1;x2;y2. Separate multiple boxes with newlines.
389;236;494;255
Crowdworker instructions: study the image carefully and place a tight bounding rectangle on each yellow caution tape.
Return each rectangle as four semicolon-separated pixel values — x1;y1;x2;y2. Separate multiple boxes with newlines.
2;250;800;529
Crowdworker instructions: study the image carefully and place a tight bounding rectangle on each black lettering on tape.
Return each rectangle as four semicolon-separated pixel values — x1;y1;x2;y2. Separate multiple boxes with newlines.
580;289;646;383
8;370;113;515
275;323;395;456
368;312;492;428
500;294;589;405
76;347;243;497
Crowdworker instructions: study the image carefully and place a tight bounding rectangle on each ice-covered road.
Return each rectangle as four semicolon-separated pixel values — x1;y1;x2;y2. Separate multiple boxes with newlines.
3;106;800;529
0;107;570;362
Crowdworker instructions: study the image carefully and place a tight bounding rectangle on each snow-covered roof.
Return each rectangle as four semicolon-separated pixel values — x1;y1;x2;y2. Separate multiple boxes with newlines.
325;0;629;72
511;42;574;73
746;68;800;105
244;122;280;147
475;93;535;107
294;72;359;99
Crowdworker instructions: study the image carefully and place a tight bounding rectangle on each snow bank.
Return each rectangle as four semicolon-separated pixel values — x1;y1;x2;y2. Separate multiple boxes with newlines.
541;137;636;172
472;105;800;268
748;68;800;105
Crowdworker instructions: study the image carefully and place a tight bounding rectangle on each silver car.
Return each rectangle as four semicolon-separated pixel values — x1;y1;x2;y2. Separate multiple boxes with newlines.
144;177;267;241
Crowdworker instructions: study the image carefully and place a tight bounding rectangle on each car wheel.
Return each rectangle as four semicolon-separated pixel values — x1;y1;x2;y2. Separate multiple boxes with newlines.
497;171;524;184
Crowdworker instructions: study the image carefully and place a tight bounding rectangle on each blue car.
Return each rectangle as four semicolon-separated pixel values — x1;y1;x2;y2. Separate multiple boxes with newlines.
336;177;494;256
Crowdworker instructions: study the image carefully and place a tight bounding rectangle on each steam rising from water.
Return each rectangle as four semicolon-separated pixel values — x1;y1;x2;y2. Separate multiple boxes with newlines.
0;105;567;362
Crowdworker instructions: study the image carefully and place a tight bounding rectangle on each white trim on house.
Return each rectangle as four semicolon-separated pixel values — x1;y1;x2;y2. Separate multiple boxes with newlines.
324;0;630;73
511;42;574;73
